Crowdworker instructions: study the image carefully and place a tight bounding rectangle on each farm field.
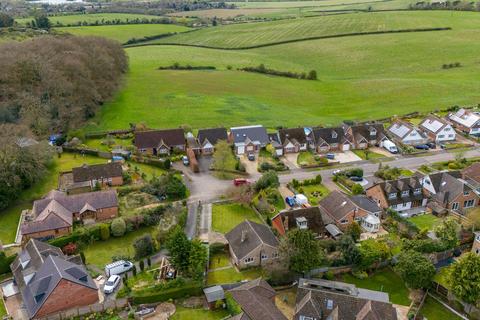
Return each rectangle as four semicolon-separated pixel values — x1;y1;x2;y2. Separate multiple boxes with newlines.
85;10;480;131
16;13;168;26
56;24;191;44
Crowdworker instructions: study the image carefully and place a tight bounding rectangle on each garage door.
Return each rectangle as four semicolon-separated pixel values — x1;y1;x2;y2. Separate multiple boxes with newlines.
237;146;245;155
342;144;350;151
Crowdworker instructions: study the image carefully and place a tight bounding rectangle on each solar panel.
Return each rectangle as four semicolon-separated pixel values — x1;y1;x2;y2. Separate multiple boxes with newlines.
65;267;87;281
36;276;52;295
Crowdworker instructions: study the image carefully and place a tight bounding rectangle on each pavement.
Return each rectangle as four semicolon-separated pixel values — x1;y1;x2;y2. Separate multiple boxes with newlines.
185;202;198;240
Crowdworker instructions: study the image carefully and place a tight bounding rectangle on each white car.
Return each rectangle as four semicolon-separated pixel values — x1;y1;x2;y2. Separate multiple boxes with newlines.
103;275;121;294
332;169;342;176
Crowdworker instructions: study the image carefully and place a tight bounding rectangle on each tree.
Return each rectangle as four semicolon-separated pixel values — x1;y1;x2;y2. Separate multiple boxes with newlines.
394;250;435;289
449;253;480;305
133;234;155;260
187;240;208;279
358;239;391;270
212;140;236;172
255;171;279;192
339;235;361;265
165;226;191;273
0;13;14;27
345;222;362;242
307;70;317;80
142;173;187;200
351;183;364;195
34;14;51;30
465;208;480;230
139;260;145;272
434;218;460;249
111;218;126;237
279;229;325;273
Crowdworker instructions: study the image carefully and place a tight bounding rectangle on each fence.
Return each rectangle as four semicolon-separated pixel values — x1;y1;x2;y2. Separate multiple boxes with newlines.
37;298;129;320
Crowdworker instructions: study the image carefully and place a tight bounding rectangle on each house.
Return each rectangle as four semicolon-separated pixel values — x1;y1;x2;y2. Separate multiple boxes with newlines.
60;162;123;194
271;207;332;238
448;108;480;136
186;133;202;155
472;232;480;255
197;127;228;155
267;133;284;156
230;125;269;155
228;278;287;320
462;162;480;194
344;123;387;149
134;129;185;155
10;239;98;319
278;128;308;154
422;171;479;214
225;220;279;270
21;190;118;241
366;177;428;214
312;127;352;153
419;115;456;142
387;120;428;146
294;278;398;320
319;191;382;232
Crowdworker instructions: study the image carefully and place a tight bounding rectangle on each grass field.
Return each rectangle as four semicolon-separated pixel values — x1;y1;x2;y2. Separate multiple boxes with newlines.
56;24;191;44
342;268;410;306
16;13;169;26
407;214;441;230
84;10;480;131
212;203;262;234
420;296;462;320
171;306;230;320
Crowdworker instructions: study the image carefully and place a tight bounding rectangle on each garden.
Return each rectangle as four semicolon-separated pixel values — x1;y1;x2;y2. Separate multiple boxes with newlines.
352;149;385;160
257;148;288;172
407;214;442;231
297;151;328;168
211;203;262;234
288;175;329;205
207;266;265;286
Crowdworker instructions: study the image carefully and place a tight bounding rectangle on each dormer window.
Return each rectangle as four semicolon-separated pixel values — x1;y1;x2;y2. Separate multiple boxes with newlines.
464;191;470;196
414;188;422;195
296;217;308;229
370;128;377;136
388;193;397;199
401;190;409;197
332;131;338;139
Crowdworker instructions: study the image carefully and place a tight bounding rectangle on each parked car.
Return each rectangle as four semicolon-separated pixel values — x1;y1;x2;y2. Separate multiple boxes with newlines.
349;176;363;182
383;140;398;154
332;169;342;176
326;153;335;160
182;156;189;166
415;144;430;150
103;275;121;294
247;153;255;161
440;143;447;149
426;142;436;149
105;260;134;277
233;178;250;186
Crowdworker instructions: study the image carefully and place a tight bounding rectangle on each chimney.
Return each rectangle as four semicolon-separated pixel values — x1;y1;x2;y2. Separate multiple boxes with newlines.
241;229;247;242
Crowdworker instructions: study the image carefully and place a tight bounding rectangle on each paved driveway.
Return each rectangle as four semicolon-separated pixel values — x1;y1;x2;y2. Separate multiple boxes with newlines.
241;155;259;175
333;151;363;163
282;153;300;169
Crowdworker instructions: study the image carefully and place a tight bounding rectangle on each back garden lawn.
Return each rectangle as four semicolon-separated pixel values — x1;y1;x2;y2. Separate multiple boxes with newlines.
207;266;265;286
212;203;262;234
407;214;442;231
171;306;230;320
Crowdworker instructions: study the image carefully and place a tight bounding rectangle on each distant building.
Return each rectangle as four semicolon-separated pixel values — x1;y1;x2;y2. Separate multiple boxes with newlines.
59;162;123;194
448;108;480;136
278;127;308;154
197;127;228;155
419;115;456;142
230;125;269;155
134;129;186;155
10;240;98;319
387;120;427;146
344;123;387;149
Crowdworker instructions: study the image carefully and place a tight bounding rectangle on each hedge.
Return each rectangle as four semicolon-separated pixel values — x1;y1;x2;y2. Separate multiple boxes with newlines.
131;283;202;304
0;252;17;275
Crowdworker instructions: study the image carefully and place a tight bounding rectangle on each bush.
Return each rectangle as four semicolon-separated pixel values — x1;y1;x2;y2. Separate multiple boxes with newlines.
351;183;364;195
255;171;279;192
0;252;16;274
323;271;335;280
132;282;202;304
225;292;242;315
111;217;126;237
352;270;368;279
133;234;155;260
99;223;110;241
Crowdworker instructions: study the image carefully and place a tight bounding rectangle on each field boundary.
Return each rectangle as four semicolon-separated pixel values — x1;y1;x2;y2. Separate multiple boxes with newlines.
125;27;452;50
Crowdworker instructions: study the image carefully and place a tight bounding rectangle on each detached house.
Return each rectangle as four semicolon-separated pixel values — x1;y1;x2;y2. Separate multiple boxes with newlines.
271;207;332;238
197;127;228;155
366;177;427;213
267;133;284;156
422;171;479;214
59;162;123;194
312;127;352;153
344;124;387;149
134;129;186;155
278;127;308;154
225;220;279;270
11;240;98;319
387;120;427;146
21;190;118;241
462;163;480;194
419;115;456;142
319;191;382;233
448;108;480;136
230;125;269;155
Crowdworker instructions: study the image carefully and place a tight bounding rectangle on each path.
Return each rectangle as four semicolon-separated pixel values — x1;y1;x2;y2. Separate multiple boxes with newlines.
198;202;212;242
185;202;198;240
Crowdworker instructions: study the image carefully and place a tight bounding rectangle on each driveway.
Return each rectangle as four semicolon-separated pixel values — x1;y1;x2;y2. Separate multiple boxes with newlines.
333;151;362;163
282;153;300;169
369;147;395;158
240;155;258;175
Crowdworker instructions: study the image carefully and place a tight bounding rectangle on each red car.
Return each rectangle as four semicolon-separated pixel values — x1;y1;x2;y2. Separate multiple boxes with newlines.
233;178;250;186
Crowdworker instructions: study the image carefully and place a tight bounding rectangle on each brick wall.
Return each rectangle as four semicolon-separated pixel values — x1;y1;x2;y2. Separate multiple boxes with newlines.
23;227;71;242
96;206;119;221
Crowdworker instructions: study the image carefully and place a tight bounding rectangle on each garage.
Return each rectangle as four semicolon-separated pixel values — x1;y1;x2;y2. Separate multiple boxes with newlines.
342;143;351;151
237;146;245;155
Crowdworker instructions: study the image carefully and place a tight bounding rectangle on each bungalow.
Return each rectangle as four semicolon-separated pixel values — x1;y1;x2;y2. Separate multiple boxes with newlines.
294;278;398;320
197;127;228;155
422;171;479;214
365;177;428;214
230;125;269;155
21;190;118;241
312;127;352;153
344;123;387;149
271;207;332;238
387;120;428;146
278;127;308;154
267;133;284;156
225;220;279;270
448;108;480;136
59;162;123;194
419;115;456;142
134;129;186;155
319;191;382;233
10;240;98;319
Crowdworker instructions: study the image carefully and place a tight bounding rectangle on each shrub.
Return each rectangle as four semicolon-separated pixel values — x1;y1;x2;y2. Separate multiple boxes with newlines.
99;223;110;241
111;217;127;237
133;234;155;260
352;270;368;279
62;243;77;255
225;292;242;315
351;183;364;195
323;271;334;280
255;171;279;192
132;282;202;304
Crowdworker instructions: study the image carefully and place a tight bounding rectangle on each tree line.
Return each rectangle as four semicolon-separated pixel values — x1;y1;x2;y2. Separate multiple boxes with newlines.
239;64;317;80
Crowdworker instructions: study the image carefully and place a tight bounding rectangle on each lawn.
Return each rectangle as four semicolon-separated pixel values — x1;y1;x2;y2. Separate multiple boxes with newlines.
209;252;232;270
352;149;385;160
84;11;480;131
297;151;317;166
434;265;452;289
56;24;190;44
297;184;330;205
84;226;156;268
0;298;6;318
342;268;411;306
16;13;168;26
206;266;265;285
419;296;462;320
170;306;230;320
211;203;262;234
408;214;442;231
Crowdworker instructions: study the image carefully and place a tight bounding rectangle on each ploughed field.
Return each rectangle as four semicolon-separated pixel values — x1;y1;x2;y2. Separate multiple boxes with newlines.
84;10;480;131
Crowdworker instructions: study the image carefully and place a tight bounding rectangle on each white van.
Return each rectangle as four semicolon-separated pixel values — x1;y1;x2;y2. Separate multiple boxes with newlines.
105;260;134;277
383;140;398;154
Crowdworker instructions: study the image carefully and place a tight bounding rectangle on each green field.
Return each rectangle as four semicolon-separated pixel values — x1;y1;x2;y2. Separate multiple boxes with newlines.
56;24;191;44
16;13;170;26
84;10;480;131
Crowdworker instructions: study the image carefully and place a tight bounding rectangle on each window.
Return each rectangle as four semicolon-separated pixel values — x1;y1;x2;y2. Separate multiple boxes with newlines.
438;135;445;139
391;204;397;209
354;217;362;222
410;132;417;136
370;129;377;136
445;127;451;131
340;219;349;224
464;199;475;208
299;316;314;320
448;134;454;138
464;191;470;196
414;188;422;195
244;257;254;264
388;193;397;199
261;254;268;260
332;131;338;139
401;190;409;197
452;202;459;211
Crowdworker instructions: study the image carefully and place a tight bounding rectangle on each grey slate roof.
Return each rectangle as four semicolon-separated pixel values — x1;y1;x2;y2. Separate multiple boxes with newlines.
230;125;269;145
11;240;97;319
278;128;307;146
367;176;425;206
428;171;471;204
312;127;347;145
134;129;185;149
350;195;382;214
225;220;278;260
203;285;225;303
272;207;330;236
319;191;356;221
197;127;228;146
72;162;122;183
